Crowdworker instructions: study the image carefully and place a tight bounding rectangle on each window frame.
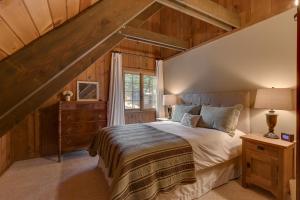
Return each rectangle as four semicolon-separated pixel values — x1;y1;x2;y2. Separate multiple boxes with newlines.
123;70;156;112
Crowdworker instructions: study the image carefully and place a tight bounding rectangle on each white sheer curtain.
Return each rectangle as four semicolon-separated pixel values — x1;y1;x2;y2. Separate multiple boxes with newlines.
156;60;165;118
107;52;125;126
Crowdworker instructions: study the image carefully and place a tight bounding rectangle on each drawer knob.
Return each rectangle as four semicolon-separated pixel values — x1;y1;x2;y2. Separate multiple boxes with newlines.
257;145;265;151
247;162;251;168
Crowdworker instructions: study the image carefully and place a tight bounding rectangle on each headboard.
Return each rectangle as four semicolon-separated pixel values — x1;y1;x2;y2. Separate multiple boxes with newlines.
179;91;251;133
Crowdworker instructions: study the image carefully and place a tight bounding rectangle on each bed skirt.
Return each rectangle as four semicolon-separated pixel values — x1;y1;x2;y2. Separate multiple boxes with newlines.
98;156;241;200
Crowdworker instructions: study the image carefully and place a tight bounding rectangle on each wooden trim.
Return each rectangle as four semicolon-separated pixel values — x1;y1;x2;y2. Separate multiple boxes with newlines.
156;0;238;31
0;0;155;136
127;2;162;27
175;0;240;28
120;26;189;51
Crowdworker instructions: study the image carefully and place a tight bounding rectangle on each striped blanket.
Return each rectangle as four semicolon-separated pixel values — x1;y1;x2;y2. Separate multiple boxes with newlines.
89;124;196;200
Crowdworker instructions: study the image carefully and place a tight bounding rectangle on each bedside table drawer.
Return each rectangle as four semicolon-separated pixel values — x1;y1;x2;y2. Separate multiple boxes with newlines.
245;141;279;158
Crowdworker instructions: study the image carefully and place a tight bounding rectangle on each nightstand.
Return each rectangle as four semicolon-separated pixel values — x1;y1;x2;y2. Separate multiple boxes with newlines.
156;117;170;121
241;134;295;200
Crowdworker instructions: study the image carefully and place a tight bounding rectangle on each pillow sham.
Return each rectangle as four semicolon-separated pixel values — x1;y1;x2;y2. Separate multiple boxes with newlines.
171;104;201;122
198;104;243;136
180;113;201;128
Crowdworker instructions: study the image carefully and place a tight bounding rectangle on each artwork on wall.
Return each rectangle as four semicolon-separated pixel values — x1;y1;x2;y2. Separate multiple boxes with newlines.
77;81;99;101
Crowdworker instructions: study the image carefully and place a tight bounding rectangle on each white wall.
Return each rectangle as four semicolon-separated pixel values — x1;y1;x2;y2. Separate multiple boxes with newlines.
164;9;297;136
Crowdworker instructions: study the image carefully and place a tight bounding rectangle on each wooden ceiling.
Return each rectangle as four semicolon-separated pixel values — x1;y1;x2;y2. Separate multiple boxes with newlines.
0;0;294;62
0;0;100;61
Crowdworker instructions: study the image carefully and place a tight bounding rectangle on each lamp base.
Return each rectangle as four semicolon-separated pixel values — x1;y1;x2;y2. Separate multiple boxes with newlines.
167;106;172;119
264;132;279;139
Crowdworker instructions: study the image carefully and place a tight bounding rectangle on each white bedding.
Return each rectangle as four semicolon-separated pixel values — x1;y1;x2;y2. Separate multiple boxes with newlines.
147;121;245;171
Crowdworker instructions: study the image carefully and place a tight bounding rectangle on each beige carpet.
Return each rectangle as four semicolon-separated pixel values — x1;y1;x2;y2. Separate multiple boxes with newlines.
0;151;275;200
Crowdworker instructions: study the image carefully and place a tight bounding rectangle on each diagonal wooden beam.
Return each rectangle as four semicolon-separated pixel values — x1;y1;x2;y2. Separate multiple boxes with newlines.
120;26;189;51
128;2;163;27
157;0;240;31
0;0;158;136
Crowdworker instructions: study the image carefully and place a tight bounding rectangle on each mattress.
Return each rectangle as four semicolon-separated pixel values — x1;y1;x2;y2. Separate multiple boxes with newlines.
96;121;245;199
147;121;245;171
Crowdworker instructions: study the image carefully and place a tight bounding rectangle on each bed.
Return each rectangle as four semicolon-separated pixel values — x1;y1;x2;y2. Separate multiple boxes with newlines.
90;91;251;200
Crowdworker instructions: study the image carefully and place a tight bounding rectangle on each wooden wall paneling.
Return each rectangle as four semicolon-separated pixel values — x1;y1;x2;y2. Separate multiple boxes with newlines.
40;103;58;155
67;0;80;19
0;132;12;175
0;49;7;60
23;0;54;35
86;63;96;81
95;57;106;101
12;113;40;161
48;0;67;27
160;7;192;58
0;17;24;54
271;0;294;15
79;0;92;11
0;0;39;44
249;0;272;25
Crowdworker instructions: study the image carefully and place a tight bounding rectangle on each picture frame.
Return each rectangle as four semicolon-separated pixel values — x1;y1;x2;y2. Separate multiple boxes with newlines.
76;81;99;101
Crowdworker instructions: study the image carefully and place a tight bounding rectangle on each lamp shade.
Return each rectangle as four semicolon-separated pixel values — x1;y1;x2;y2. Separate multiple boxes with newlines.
254;88;294;110
163;95;176;106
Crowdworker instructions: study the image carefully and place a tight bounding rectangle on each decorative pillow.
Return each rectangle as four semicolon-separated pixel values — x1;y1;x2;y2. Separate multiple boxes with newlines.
172;105;201;122
198;104;243;136
180;113;201;128
189;105;202;115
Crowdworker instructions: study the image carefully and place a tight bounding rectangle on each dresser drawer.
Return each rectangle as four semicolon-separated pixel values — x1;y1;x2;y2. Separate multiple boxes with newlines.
61;134;95;151
60;102;106;110
61;110;106;122
61;121;106;135
245;141;279;158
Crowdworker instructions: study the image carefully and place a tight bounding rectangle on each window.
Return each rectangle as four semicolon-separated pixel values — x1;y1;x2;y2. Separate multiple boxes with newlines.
124;73;140;109
124;72;157;110
143;75;157;109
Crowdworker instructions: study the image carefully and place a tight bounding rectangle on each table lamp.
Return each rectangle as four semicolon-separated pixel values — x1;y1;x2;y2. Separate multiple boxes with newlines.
163;94;177;119
254;88;293;139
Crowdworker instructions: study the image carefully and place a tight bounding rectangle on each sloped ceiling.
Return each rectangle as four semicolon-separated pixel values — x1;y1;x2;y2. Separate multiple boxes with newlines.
0;0;100;61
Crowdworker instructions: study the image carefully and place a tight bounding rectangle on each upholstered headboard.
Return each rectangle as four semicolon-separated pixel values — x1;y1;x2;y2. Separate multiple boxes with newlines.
179;91;251;133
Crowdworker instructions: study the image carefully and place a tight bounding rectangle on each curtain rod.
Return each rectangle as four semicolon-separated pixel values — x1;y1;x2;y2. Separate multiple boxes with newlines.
112;50;162;60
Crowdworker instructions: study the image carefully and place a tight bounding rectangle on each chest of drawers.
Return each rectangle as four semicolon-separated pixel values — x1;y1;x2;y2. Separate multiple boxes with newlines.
58;101;107;162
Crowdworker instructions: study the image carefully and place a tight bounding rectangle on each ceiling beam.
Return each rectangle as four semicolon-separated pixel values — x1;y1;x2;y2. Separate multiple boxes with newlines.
120;26;189;51
156;0;240;31
0;0;157;136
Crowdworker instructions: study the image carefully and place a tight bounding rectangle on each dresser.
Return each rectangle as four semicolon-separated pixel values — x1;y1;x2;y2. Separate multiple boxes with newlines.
241;134;295;200
58;101;107;162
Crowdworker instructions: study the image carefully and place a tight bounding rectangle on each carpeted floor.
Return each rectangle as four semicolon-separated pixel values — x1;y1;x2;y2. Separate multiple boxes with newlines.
0;151;275;200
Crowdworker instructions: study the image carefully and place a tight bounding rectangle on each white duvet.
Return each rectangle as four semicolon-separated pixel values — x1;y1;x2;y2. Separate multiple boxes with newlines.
147;121;245;171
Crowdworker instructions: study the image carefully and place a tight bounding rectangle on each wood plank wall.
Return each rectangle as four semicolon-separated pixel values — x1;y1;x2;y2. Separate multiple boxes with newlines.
0;0;293;174
160;0;294;58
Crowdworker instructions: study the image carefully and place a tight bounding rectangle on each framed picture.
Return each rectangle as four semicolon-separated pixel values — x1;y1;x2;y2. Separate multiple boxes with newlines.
76;81;99;101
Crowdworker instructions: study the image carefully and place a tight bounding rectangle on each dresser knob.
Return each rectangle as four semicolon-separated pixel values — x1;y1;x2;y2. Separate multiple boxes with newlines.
247;162;251;168
257;145;264;151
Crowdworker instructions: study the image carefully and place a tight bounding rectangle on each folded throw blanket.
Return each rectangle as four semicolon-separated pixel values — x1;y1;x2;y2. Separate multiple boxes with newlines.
89;124;196;200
